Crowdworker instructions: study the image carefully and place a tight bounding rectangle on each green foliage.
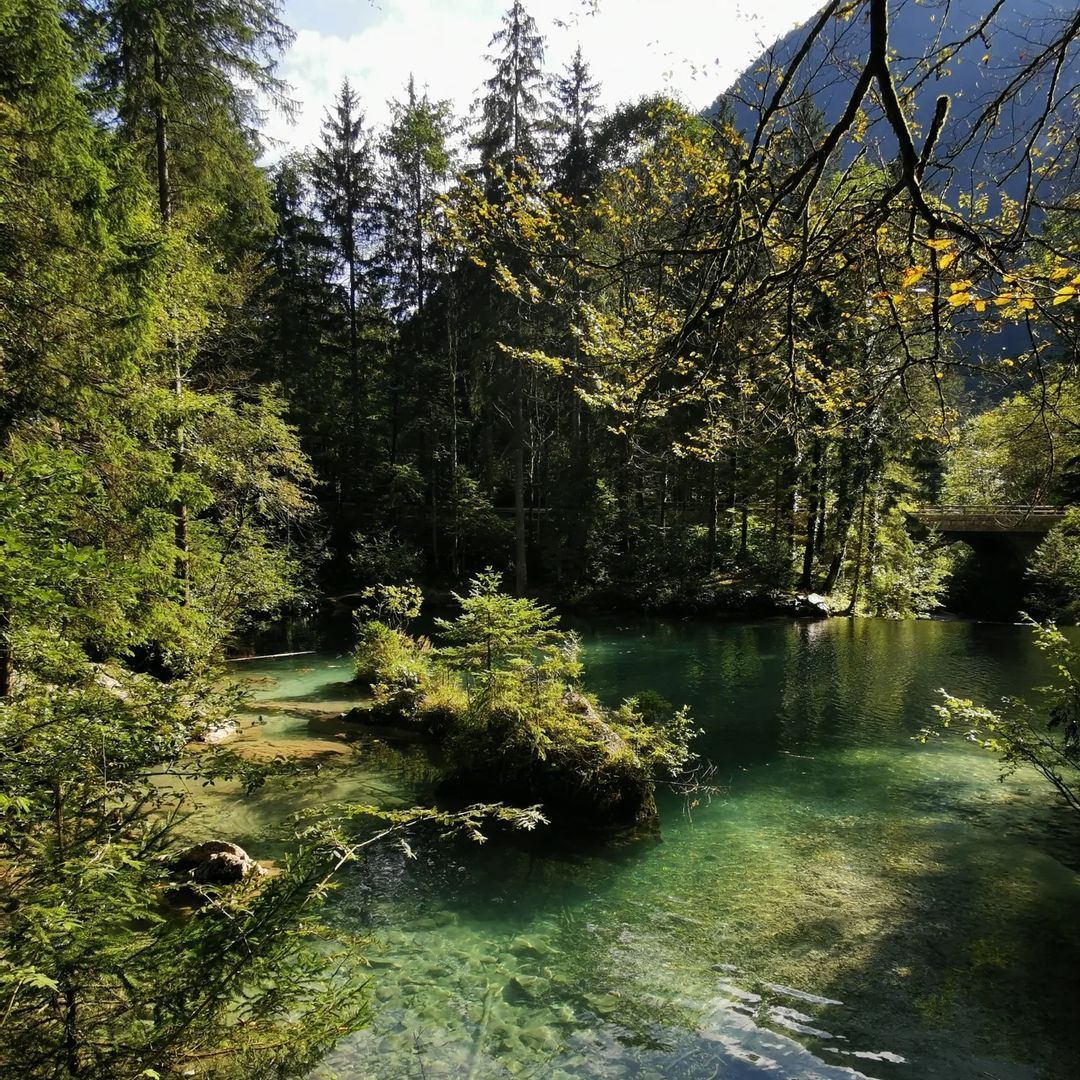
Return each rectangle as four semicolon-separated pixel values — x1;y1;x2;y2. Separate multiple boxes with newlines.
609;692;701;780
862;508;954;618
358;581;423;630
352;619;430;690
0;660;544;1077
923;619;1080;815
349;574;702;825
380;74;454;315
0;665;367;1079
941;387;1080;506
83;0;293;244
1027;509;1080;622
435;569;566;690
0;3;358;1075
350;529;423;586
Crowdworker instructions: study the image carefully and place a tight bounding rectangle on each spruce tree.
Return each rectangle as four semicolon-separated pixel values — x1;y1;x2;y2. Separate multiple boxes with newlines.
260;155;351;497
474;0;545;186
473;1;546;594
547;44;601;199
78;0;293;244
311;78;378;445
380;75;454;318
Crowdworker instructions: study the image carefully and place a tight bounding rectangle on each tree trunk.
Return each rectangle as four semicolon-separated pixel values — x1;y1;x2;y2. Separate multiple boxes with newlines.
822;447;860;594
707;459;719;570
63;981;78;1077
799;440;824;591
513;357;527;595
153;38;189;600
447;279;461;576
848;480;880;614
0;605;12;700
844;481;869;616
348;256;360;443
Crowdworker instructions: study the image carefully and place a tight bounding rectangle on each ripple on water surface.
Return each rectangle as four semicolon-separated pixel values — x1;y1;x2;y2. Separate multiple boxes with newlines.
204;619;1080;1079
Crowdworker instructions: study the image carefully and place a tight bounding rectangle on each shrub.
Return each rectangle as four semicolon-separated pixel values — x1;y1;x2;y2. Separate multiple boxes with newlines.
863;508;954;617
610;691;701;779
1027;508;1080;622
923;618;1080;815
352;620;430;690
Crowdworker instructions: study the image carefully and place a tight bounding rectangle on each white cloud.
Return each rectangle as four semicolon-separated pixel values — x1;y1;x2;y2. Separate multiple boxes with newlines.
261;0;818;159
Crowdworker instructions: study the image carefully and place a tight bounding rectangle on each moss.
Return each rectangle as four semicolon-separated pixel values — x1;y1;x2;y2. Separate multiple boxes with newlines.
440;689;660;830
347;575;698;832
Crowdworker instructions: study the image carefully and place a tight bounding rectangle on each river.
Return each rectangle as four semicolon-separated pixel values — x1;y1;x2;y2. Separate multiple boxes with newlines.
192;616;1080;1079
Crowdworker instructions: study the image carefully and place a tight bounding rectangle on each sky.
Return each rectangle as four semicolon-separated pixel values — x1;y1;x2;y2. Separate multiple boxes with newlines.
264;0;820;156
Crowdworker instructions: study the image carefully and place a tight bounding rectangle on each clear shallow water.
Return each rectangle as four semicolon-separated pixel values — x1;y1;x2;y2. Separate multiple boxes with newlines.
208;618;1080;1079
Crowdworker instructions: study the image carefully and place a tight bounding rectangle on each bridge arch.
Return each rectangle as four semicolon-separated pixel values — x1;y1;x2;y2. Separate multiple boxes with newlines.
906;505;1065;617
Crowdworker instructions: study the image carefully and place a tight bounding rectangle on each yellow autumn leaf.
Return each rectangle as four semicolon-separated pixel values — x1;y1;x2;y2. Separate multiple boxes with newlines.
901;265;927;288
947;292;971;307
924;238;954;251
938;251;957;270
1052;287;1077;305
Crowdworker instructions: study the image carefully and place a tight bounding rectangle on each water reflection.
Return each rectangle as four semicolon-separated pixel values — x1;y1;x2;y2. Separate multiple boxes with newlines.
199;617;1080;1079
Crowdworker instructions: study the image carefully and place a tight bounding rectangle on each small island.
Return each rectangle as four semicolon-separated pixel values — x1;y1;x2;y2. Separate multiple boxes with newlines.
346;572;700;830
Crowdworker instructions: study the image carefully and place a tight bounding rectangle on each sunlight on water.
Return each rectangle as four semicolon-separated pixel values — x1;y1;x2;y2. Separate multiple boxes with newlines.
194;618;1080;1079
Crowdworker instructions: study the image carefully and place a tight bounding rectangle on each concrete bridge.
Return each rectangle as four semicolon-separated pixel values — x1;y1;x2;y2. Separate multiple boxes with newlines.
907;504;1065;546
907;505;1066;617
908;505;1065;562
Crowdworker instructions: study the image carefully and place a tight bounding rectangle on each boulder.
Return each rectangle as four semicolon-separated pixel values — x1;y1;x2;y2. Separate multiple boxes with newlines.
192;720;239;744
172;841;259;886
439;705;659;832
793;592;831;618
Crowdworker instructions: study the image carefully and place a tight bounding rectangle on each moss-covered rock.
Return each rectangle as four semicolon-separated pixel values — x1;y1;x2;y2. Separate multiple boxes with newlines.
440;694;659;831
346;573;698;834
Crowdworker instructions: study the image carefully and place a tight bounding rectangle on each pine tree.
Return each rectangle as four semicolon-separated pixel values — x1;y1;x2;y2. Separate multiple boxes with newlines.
259;155;352;498
474;0;545;187
78;0;293;244
0;8;364;1073
72;0;299;601
311;78;378;444
380;75;454;318
547;45;601;199
472;1;546;595
0;0;125;698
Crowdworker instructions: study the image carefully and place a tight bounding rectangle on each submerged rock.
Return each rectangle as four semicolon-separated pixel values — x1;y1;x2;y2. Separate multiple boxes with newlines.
172;840;260;886
438;693;660;832
192;719;239;744
509;936;552;959
503;973;551;1003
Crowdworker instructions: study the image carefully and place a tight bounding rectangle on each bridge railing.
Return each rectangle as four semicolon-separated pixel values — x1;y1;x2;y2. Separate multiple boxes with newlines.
912;504;1064;517
908;505;1066;531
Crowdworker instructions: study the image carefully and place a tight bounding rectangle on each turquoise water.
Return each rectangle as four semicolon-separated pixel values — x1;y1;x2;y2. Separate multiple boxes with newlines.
214;617;1080;1079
